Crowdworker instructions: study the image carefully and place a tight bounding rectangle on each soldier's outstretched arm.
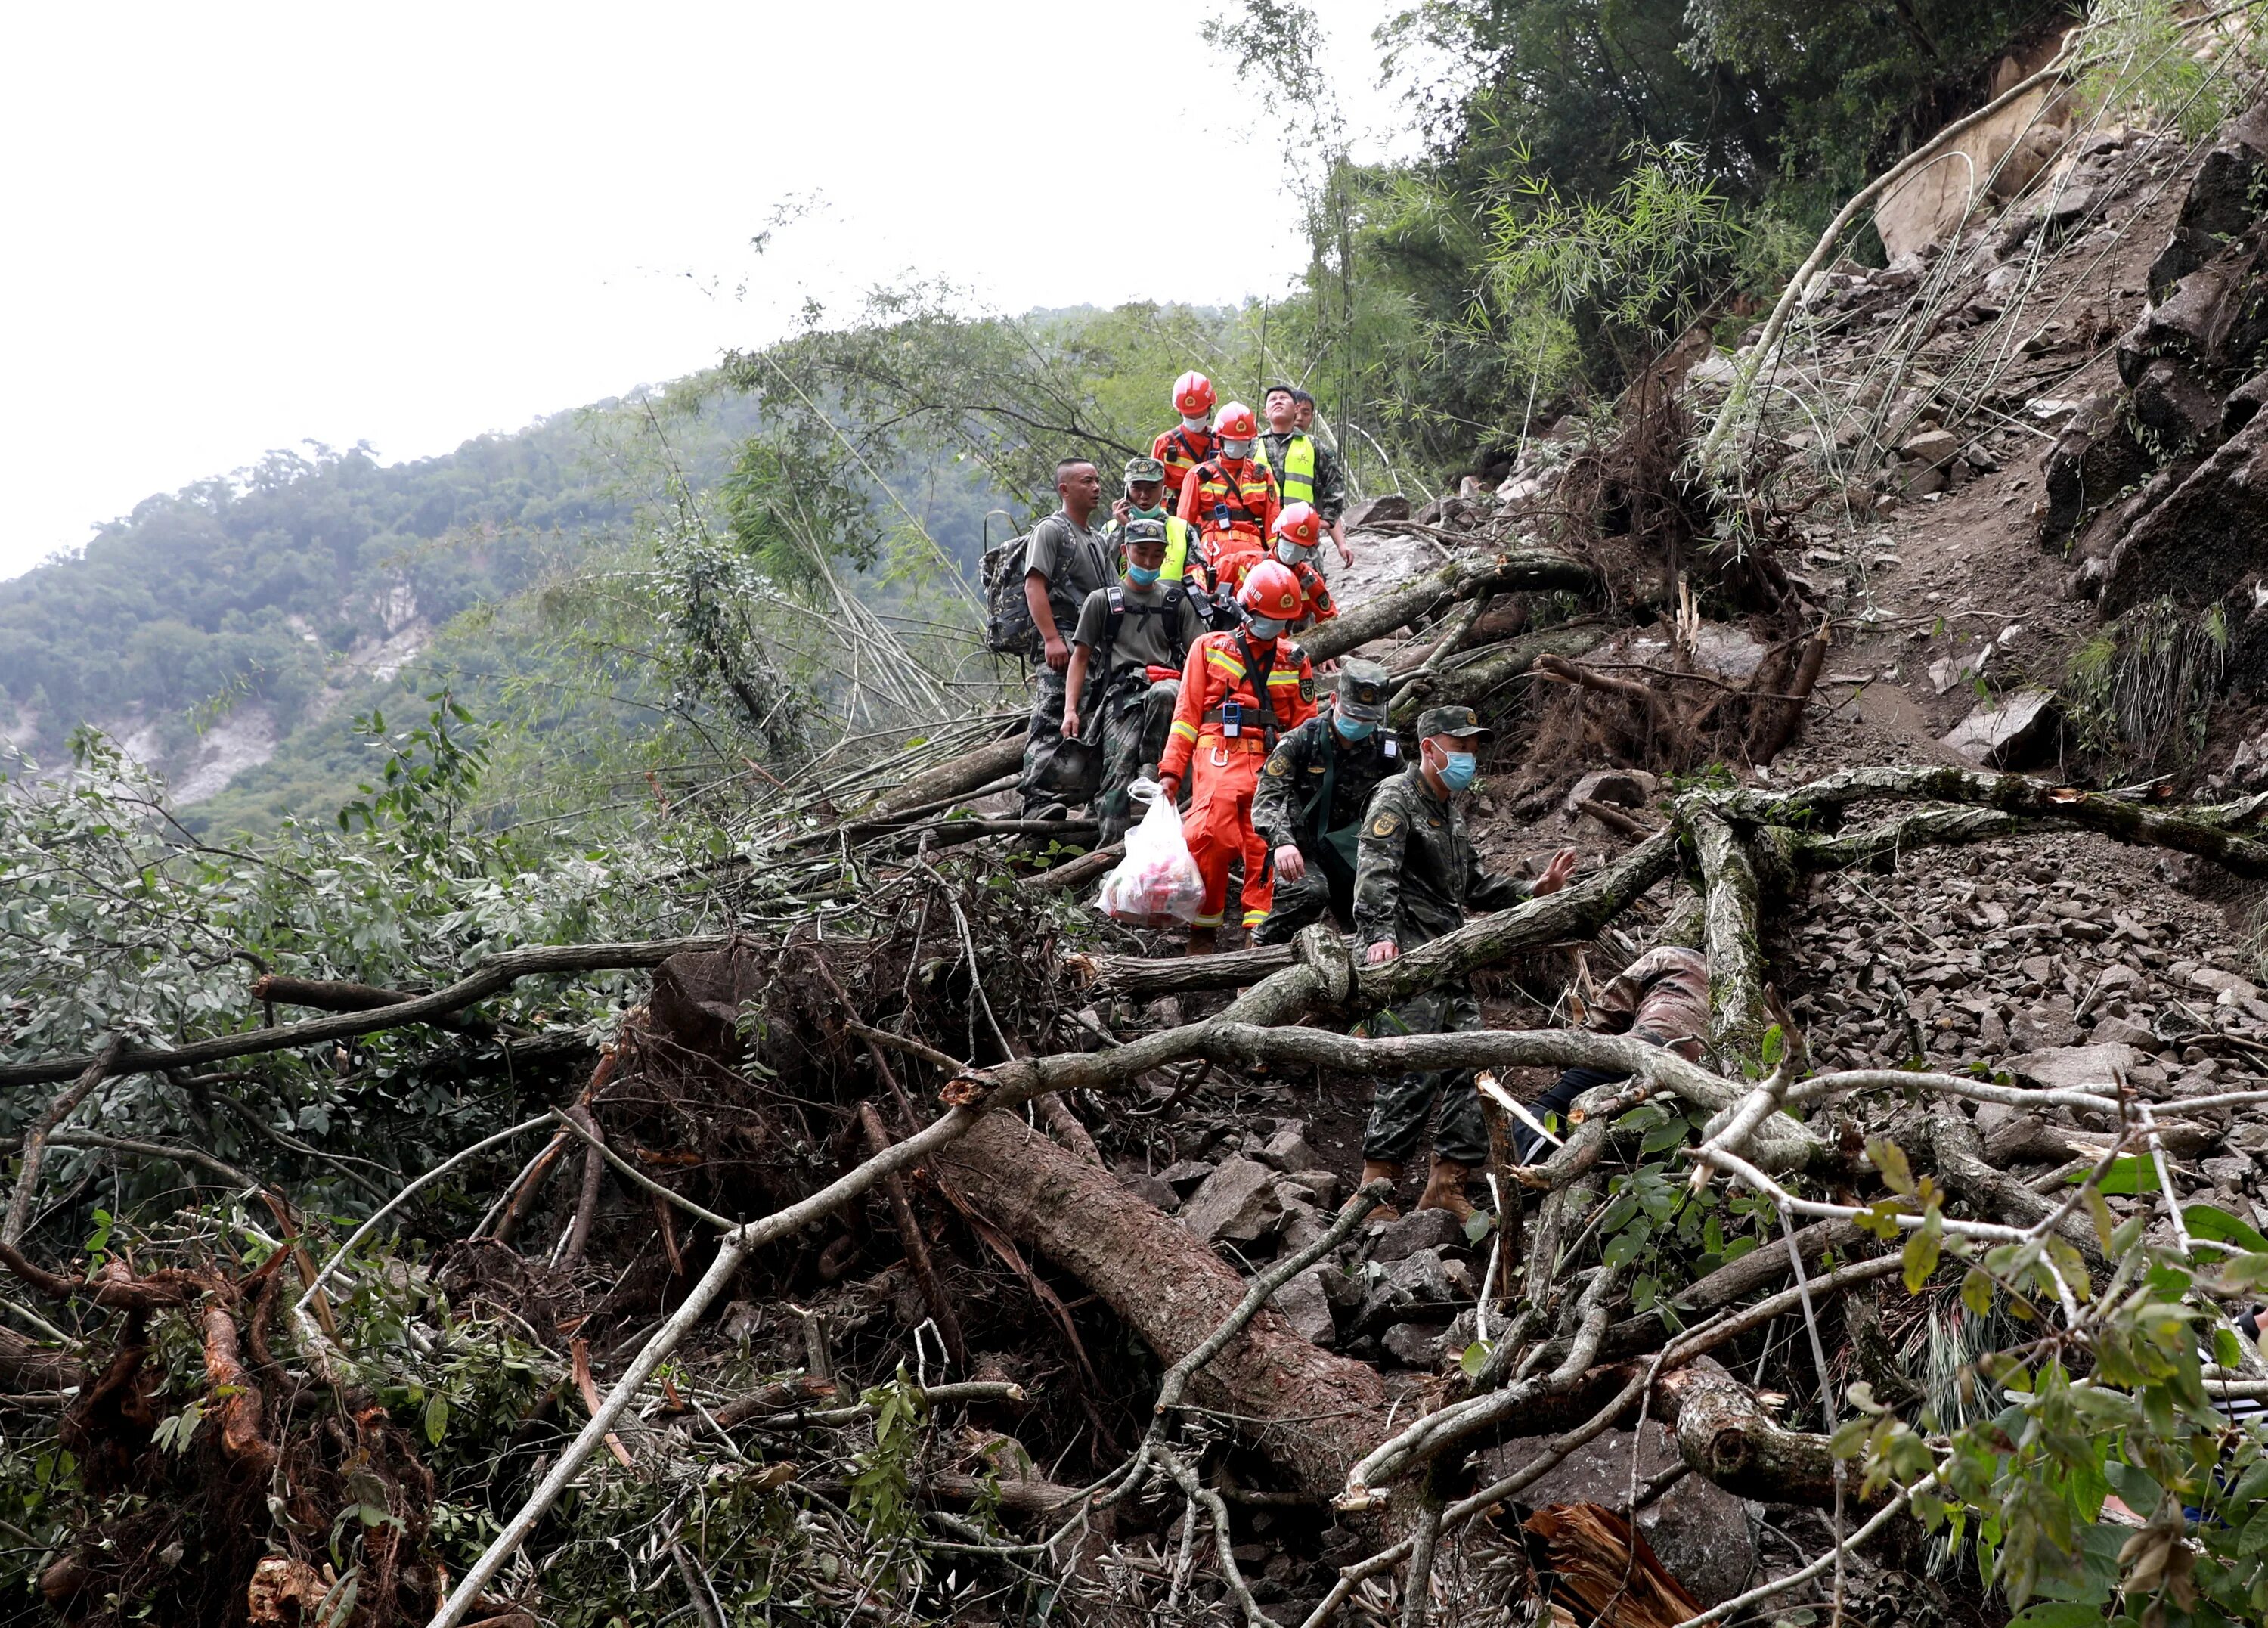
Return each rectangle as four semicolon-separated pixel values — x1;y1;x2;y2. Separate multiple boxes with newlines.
1353;786;1410;961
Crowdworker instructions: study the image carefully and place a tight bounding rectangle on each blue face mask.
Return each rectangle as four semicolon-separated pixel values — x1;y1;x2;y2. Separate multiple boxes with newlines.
1436;749;1478;792
1333;714;1376;742
1126;563;1161;587
1245;615;1287;640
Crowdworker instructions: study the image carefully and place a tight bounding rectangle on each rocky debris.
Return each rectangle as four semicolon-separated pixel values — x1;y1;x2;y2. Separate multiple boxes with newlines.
1284;1168;1340;1208
1179;1155;1284;1245
2003;1042;2135;1090
1369;1207;1464;1264
1484;1422;1758;1606
2099;408;2268;617
1356;1246;1473;1338
1275;1265;1337;1347
1115;1166;1180;1211
2041;390;2149;548
1783;832;2268;1121
1941;687;2061;768
1154;1158;1216;1196
1565;767;1659;817
1342;493;1411;529
2149;100;2268;297
1380;1322;1445;1366
1901;428;1961;469
1256;1121;1321;1174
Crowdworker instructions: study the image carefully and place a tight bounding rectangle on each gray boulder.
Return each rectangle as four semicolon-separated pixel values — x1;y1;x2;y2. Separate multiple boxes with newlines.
1259;1124;1321;1174
1114;1167;1180;1212
1382;1323;1445;1366
1483;1423;1756;1606
1273;1265;1337;1347
1371;1207;1464;1264
1941;689;2060;770
1179;1156;1284;1245
2003;1043;2136;1091
1359;1247;1459;1329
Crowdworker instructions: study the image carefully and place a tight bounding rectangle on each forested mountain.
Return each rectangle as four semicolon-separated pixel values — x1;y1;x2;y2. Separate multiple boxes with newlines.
0;377;1008;831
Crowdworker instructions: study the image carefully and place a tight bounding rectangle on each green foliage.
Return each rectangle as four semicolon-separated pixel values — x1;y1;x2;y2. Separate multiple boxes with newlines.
1301;0;2056;445
2063;596;2229;774
2075;0;2252;144
1479;139;1742;377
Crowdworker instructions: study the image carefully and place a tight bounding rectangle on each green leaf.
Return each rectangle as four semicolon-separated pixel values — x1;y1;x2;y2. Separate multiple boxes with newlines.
1459;1340;1492;1380
2006;1605;2111;1627
2072;1155;2158;1195
2104;1459;2161;1520
1869;1137;1916;1197
1463;1211;1495;1245
1603;1230;1647;1270
1962;1267;1994;1316
423;1393;448;1448
1759;1024;1784;1068
2186;1202;2268;1253
1903;1217;1941;1293
1640;1120;1690;1155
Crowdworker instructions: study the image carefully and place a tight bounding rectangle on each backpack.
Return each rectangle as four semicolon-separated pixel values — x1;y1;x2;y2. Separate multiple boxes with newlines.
1100;583;1194;682
982;529;1043;660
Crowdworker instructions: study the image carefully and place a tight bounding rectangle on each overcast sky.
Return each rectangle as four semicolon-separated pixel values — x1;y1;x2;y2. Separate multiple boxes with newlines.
0;1;1414;581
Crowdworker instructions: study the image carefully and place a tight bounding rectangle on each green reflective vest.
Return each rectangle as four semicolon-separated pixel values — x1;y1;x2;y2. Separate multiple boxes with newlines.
1256;434;1317;506
1163;516;1195;582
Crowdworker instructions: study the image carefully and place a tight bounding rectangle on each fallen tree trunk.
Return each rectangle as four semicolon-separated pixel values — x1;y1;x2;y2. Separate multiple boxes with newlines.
937;1112;1396;1499
1655;1356;1855;1509
1693;812;1769;1062
865;728;1030;820
1386;622;1613;727
1301;548;1597;664
1069;827;1681;1006
1718;767;2268;878
1;938;737;1090
249;974;495;1037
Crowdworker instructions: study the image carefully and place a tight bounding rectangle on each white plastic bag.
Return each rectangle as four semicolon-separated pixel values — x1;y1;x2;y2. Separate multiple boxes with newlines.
1096;778;1204;926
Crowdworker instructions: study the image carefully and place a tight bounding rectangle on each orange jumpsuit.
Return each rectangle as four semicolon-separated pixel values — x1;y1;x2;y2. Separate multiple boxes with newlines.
1152;424;1218;513
1159;628;1318;929
1288;558;1336;630
1178;457;1280;593
1213;554;1334;627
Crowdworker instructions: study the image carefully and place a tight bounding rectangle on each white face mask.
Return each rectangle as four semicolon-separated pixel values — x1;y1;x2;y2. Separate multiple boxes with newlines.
1275;539;1313;565
1181;414;1208;431
1222;437;1255;460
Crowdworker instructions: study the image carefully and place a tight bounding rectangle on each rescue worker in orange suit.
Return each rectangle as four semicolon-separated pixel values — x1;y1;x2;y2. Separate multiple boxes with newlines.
1176;401;1280;600
1155;560;1317;954
1152;372;1219;510
1268;502;1338;634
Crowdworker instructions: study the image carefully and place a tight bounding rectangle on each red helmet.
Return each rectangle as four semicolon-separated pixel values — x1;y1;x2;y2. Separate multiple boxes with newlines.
1173;371;1216;417
1213;401;1258;441
1272;502;1322;549
1237;559;1303;620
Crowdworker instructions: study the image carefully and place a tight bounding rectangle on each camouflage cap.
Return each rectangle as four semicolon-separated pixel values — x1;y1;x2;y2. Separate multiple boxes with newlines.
1123;455;1167;485
1335;658;1391;723
1414;704;1494;742
1123;516;1169;548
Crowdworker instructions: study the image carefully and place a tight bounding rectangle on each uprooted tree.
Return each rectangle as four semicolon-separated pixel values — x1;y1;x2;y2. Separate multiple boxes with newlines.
14;718;2268;1626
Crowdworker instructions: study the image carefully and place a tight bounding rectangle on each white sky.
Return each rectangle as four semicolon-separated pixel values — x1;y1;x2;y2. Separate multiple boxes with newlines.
0;1;1413;581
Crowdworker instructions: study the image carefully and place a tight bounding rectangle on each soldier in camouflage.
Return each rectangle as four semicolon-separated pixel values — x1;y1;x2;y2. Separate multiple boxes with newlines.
1352;705;1579;1220
1250;659;1403;944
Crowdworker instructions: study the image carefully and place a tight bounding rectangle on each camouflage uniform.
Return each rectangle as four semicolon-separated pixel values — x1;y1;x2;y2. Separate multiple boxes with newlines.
1250;660;1402;944
1018;510;1114;813
1069;556;1207;843
1352;707;1535;1168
